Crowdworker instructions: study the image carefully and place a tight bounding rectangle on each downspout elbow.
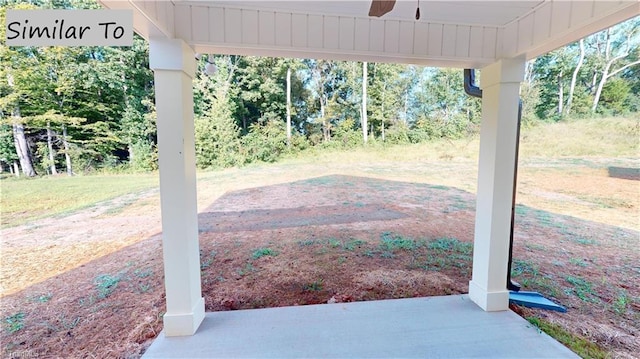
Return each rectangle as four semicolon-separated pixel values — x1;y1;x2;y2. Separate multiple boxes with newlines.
463;69;482;98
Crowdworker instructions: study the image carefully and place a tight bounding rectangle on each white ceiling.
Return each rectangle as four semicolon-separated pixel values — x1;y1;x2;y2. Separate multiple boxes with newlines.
101;0;639;68
190;1;545;26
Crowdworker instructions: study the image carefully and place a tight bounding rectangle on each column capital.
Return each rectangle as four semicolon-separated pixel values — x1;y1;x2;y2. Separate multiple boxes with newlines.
480;56;526;89
149;38;196;78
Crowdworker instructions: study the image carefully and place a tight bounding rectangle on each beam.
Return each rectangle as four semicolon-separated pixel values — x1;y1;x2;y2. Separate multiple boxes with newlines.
149;38;205;336
469;56;525;312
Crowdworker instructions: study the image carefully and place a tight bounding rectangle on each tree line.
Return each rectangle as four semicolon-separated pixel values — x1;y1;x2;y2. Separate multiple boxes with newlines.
1;2;638;177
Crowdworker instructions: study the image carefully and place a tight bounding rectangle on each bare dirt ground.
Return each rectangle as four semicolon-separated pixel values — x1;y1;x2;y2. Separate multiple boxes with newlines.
0;156;638;358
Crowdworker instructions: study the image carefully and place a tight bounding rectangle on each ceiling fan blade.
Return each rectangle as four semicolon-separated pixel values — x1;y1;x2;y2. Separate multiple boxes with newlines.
368;0;396;17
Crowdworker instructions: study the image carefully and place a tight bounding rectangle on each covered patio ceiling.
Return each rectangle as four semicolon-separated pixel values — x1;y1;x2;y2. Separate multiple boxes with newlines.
101;0;638;68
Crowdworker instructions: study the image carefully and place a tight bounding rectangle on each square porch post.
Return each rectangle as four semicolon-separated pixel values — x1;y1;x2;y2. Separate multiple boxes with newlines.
469;56;525;312
149;38;205;336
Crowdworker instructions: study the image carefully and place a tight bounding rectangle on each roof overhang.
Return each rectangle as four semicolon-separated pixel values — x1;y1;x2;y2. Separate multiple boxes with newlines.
99;0;640;68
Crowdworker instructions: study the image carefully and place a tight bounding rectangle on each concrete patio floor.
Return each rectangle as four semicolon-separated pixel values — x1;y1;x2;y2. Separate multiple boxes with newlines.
143;295;578;358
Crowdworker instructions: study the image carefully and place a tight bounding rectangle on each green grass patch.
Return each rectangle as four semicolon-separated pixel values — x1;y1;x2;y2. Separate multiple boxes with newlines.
3;312;25;333
380;232;420;251
27;292;52;303
418;238;473;271
534;210;555;227
94;274;122;299
526;317;608;359
251;248;277;260
297;239;317;247
527;276;561;298
427;237;472;254
236;263;256;277
569;258;588;267
612;290;630;314
572;237;598;246
303;279;324;292
1;173;159;227
343;239;367;251
328;238;342;248
134;268;154;278
515;205;530;216
511;259;539;277
525;243;546;251
565;275;598;302
200;250;217;270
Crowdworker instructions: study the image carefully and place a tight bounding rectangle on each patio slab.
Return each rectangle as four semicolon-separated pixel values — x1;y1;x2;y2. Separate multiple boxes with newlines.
143;295;578;358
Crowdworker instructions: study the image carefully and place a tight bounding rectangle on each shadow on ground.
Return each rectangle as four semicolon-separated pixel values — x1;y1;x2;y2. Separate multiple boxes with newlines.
608;166;640;181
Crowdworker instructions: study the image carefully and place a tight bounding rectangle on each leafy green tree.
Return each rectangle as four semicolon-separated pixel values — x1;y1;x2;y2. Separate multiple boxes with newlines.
193;55;242;168
412;68;480;139
0;124;19;174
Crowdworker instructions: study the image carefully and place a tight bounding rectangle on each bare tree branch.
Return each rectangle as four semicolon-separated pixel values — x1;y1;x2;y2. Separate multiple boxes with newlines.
606;59;640;79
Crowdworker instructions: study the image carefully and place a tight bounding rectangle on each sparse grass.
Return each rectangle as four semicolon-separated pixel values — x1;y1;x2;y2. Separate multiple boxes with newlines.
303;279;324;292
328;238;342;248
380;232;420;251
428;237;472;254
297;239;316;247
520;117;639;158
134;268;153;278
572;237;598;246
528;276;561;298
511;259;539;277
515;205;530;216
27;293;52;303
236;263;256;277
416;238;474;271
3;312;25;333
525;243;546;251
138;284;151;293
569;258;588;267
200;250;217;270
0;173;159;227
534;210;555;227
343;239;367;251
251;248;277;260
94;274;122;299
565;276;599;302
612;290;629;314
526;317;608;359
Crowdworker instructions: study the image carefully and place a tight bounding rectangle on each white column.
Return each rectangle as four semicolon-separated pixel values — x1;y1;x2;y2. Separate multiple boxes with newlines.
149;38;205;336
469;56;525;312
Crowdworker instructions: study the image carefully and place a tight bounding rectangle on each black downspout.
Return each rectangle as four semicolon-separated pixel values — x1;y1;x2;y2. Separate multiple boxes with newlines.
463;69;521;292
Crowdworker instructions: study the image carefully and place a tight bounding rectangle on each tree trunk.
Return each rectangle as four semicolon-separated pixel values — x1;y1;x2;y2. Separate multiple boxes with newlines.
12;108;36;177
589;27;640;113
565;39;585;115
557;71;563;116
592;29;613;113
46;121;58;175
592;61;612;113
286;67;292;147
13;161;20;177
320;96;328;142
62;124;73;176
361;62;368;144
128;143;134;164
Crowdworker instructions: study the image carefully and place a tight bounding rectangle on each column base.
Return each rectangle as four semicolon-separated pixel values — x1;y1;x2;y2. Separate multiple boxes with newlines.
163;297;205;337
469;280;509;312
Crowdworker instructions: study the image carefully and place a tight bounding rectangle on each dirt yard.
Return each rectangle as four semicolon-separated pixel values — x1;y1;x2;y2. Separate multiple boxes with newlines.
0;156;638;358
